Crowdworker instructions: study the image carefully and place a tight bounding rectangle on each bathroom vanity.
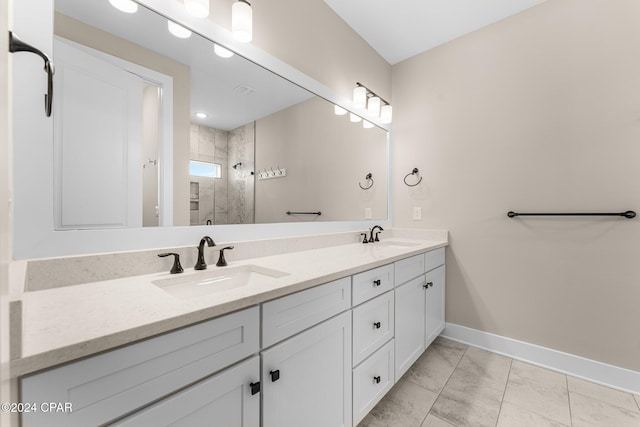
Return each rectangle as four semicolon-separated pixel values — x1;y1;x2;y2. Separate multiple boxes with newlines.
16;239;446;427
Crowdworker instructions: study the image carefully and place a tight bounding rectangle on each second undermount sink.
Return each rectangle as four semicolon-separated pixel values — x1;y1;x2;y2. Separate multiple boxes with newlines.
152;265;289;299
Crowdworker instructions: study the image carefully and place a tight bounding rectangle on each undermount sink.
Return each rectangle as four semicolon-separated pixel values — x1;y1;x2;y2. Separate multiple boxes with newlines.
152;265;289;299
375;240;422;249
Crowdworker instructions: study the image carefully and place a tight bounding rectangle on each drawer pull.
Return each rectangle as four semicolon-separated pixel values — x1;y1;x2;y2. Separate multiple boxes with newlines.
373;279;381;287
373;322;381;329
250;381;261;395
423;282;433;289
373;376;381;384
270;370;280;382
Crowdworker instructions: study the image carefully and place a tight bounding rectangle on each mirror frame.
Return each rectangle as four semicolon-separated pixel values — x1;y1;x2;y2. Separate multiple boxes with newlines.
12;0;391;259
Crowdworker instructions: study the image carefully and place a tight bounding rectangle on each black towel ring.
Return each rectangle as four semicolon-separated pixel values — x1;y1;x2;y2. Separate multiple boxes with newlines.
359;173;374;190
403;168;422;187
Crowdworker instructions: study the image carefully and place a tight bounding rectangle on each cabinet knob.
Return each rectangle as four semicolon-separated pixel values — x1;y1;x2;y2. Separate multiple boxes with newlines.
373;321;381;329
270;370;280;382
373;376;381;384
250;381;261;395
424;282;433;289
373;279;381;287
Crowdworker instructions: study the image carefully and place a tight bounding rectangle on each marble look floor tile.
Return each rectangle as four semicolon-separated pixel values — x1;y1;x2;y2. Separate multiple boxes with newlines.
568;376;639;413
433;336;468;351
421;413;455;427
502;361;570;426
357;379;437;427
430;347;511;427
635;395;640;411
571;392;640;427
405;340;466;393
497;401;568;427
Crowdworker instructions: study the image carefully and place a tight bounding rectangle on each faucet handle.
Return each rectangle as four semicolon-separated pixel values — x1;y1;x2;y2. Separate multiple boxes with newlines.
360;233;369;244
374;231;381;242
158;253;184;274
216;246;234;267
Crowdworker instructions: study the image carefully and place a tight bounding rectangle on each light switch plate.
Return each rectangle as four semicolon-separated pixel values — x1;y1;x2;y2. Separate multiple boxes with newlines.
413;207;422;220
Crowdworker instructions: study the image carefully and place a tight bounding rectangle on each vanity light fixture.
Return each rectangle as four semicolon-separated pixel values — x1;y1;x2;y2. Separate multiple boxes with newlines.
363;120;374;129
184;0;210;18
195;112;208;119
214;44;234;58
350;113;362;123
232;0;253;43
167;21;192;38
109;0;138;14
334;105;347;116
353;82;392;123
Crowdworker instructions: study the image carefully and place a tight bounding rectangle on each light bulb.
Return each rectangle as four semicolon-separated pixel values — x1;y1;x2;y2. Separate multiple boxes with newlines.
367;96;381;117
184;0;209;18
334;105;347;116
195;112;207;119
232;1;253;43
109;0;138;13
353;86;366;109
214;44;234;58
363;120;374;129
380;104;393;124
350;113;362;123
167;21;192;39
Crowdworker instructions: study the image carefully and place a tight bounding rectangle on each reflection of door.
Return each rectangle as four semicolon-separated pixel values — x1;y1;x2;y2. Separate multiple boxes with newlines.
53;39;142;229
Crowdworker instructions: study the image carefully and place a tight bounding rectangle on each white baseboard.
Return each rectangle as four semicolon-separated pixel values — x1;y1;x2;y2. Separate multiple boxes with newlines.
441;322;640;395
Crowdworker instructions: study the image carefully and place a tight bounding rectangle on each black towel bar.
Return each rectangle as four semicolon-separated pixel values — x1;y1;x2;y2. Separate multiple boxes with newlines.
507;211;636;219
286;211;322;216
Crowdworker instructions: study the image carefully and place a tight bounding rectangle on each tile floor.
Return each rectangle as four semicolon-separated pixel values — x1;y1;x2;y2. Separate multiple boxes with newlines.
358;337;640;427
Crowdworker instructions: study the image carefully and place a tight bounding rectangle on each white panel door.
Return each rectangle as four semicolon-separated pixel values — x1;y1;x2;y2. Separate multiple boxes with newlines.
53;38;142;229
425;265;446;346
262;311;352;427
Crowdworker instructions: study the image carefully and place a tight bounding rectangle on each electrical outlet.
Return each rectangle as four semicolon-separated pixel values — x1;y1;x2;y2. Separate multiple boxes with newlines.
412;207;422;221
364;208;372;219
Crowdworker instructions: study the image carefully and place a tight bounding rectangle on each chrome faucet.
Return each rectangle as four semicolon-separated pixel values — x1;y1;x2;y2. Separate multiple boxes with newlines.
369;225;384;242
195;236;216;270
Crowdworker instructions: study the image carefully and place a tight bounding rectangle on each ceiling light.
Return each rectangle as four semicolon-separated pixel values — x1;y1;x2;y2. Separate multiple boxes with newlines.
109;0;138;14
350;113;362;123
167;21;192;39
232;0;252;43
353;85;367;109
184;0;210;18
380;104;393;124
195;112;207;119
214;44;234;58
367;96;381;117
363;120;374;129
334;105;347;116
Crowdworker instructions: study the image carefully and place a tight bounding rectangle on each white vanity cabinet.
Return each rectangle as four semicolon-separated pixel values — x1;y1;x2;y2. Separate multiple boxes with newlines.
261;311;352;427
425;264;446;346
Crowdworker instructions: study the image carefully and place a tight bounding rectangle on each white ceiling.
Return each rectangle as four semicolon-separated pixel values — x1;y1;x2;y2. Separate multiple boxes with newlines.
323;0;547;65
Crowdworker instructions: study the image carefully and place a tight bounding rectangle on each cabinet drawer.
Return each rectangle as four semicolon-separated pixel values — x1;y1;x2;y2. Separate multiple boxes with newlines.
394;254;425;286
352;264;394;306
21;307;259;427
353;339;395;426
352;291;394;366
425;247;445;272
262;277;351;348
112;356;260;427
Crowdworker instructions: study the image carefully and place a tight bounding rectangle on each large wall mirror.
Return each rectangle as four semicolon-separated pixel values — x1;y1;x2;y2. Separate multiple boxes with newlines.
52;0;388;230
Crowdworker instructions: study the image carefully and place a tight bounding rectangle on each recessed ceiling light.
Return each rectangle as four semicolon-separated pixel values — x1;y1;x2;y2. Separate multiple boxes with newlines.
214;44;234;58
195;112;208;119
109;0;138;14
167;21;192;39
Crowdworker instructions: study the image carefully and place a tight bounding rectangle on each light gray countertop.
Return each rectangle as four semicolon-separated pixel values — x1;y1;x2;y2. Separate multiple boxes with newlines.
12;237;447;377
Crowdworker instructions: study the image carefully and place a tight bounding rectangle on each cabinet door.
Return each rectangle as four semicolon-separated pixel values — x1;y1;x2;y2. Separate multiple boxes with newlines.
425;265;446;346
262;311;352;427
112;356;260;427
394;275;426;380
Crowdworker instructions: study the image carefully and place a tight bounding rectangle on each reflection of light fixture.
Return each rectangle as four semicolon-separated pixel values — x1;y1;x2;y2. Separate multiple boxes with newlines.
232;0;252;43
363;120;374;129
334;105;347;116
214;44;234;58
167;21;192;38
353;82;392;123
184;0;210;18
195;112;207;119
350;113;362;123
380;104;393;124
109;0;138;13
367;96;381;117
353;85;367;109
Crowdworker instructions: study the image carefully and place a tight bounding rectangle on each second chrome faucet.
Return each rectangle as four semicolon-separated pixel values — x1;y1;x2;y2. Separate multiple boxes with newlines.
195;236;216;270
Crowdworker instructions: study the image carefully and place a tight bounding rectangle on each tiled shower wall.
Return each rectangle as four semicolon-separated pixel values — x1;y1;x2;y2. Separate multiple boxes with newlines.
228;122;255;224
